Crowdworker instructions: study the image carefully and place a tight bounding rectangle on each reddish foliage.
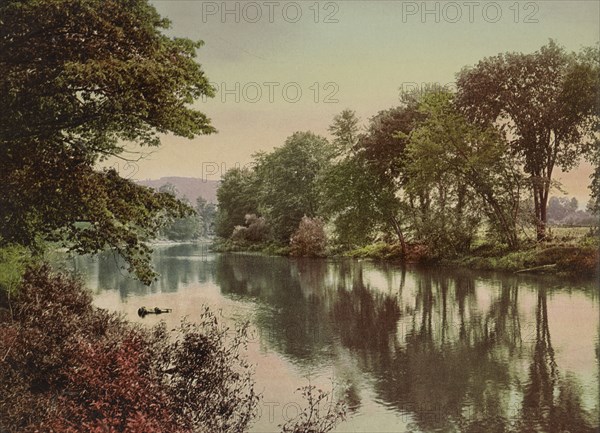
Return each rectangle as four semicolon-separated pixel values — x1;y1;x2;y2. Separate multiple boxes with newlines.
290;217;327;257
0;265;257;433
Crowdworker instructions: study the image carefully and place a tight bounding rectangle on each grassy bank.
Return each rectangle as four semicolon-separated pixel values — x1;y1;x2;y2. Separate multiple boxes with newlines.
447;243;599;278
213;227;599;279
211;239;293;256
446;227;599;278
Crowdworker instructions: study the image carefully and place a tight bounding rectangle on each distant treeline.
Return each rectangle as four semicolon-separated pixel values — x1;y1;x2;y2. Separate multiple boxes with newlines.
157;183;216;241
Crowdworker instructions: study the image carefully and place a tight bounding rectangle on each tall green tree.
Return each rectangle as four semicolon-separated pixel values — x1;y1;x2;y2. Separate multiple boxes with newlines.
321;109;407;249
456;41;599;240
351;104;425;252
357;104;423;181
255;132;332;243
407;91;523;249
0;0;215;283
328;109;360;157
215;168;259;238
321;155;404;249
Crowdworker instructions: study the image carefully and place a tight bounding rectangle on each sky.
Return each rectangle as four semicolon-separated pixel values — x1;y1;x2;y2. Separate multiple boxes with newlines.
120;0;599;206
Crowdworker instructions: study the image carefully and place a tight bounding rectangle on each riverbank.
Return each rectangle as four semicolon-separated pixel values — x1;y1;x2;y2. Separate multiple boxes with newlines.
212;233;600;279
444;243;599;278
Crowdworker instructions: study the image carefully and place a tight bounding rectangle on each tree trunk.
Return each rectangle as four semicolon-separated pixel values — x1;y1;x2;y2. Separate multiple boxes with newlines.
389;216;407;257
538;194;548;241
532;176;548;242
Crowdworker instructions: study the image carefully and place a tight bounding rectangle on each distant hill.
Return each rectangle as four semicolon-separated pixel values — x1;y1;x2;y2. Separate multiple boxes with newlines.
137;177;219;204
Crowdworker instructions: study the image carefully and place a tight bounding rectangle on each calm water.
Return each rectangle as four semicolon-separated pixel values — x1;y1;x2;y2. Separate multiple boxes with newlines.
72;243;599;433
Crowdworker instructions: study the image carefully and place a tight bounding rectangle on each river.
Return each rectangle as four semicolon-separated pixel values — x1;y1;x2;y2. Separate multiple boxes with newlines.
72;243;599;433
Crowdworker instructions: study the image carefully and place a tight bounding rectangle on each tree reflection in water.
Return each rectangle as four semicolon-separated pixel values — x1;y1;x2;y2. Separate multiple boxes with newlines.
213;255;597;433
79;247;598;433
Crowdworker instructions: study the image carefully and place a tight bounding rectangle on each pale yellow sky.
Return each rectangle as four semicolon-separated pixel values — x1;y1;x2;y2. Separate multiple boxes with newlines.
119;0;599;206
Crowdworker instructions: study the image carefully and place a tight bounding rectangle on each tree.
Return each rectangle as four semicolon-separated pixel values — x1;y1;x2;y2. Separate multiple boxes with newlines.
322;110;382;248
406;91;523;249
348;104;425;253
357;104;423;181
0;0;215;283
231;214;269;244
254;132;333;243
328;109;360;156
158;184;200;241
320;154;402;249
196;196;217;237
587;123;600;216
456;41;599;240
215;168;260;238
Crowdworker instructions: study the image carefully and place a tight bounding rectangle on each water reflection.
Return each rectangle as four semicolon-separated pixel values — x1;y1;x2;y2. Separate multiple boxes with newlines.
72;243;214;299
77;245;599;433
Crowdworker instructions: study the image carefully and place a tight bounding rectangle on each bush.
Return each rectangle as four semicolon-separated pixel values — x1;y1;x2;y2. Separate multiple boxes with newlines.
0;265;258;433
290;217;327;257
231;214;269;244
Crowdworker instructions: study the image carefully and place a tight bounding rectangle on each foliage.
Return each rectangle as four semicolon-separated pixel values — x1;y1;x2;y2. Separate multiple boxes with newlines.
196;197;217;237
328;109;360;156
456;41;599;240
406;90;523;249
321;108;408;249
158;184;201;241
357;103;423;180
215;168;260;238
586;130;600;216
453;241;599;277
547;196;596;226
322;107;420;252
408;208;479;258
280;385;347;433
0;244;32;303
150;315;259;433
0;265;259;433
320;157;386;247
254;132;333;243
0;265;350;432
0;0;215;283
161;216;201;241
346;242;403;260
231;214;269;244
290;216;327;257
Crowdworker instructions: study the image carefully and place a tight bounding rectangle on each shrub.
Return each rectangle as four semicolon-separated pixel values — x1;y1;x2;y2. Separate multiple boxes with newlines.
290;217;327;257
231;214;269;244
0;265;258;433
280;385;347;433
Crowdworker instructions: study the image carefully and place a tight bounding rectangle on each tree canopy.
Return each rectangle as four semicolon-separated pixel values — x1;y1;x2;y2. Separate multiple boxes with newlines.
407;90;523;249
0;0;215;283
456;40;599;240
254;131;332;243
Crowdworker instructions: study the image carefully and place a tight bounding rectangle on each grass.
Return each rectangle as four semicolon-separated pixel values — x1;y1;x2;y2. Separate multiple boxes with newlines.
345;242;403;260
449;226;599;277
210;239;291;256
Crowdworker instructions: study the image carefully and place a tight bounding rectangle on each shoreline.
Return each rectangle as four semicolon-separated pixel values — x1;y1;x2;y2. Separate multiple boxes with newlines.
211;239;600;280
